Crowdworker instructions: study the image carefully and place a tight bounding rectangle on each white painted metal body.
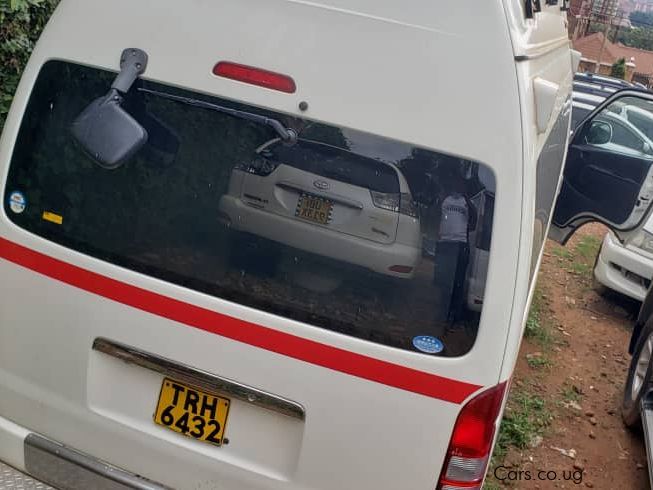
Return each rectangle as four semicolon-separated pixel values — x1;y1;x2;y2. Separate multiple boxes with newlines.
0;1;573;488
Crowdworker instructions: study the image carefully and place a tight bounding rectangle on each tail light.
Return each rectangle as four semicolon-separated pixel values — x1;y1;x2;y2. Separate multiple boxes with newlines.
371;192;418;218
370;191;400;213
437;382;508;490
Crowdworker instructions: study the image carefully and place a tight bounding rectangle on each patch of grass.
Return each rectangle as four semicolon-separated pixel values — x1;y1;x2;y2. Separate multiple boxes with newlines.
486;384;552;486
485;283;560;487
524;288;553;347
575;235;601;261
527;355;552;370
560;234;602;283
496;389;551;451
483;480;503;490
570;261;592;276
560;383;582;403
552;246;573;260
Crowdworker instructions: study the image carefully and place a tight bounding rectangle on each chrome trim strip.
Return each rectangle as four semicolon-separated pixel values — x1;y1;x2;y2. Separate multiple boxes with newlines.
24;433;170;490
93;337;306;420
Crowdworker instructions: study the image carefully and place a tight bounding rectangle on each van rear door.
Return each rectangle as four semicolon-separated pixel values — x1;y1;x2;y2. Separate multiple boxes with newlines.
0;1;524;489
550;91;653;243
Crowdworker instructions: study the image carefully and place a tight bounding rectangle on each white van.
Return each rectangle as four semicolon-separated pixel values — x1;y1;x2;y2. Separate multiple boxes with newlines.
2;1;653;489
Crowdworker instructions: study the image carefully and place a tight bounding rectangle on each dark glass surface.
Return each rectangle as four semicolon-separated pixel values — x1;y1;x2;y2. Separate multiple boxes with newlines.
4;61;497;357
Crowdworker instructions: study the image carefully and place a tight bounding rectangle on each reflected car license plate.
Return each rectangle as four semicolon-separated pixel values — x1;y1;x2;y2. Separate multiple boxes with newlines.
295;193;333;225
153;378;230;447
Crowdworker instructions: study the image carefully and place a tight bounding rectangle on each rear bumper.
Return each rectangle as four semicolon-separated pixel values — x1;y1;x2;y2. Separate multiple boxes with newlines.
594;232;653;302
219;196;421;278
0;414;169;490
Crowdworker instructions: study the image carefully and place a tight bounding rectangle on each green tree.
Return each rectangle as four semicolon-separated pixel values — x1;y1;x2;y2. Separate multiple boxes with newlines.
617;26;653;50
0;0;60;130
611;57;626;79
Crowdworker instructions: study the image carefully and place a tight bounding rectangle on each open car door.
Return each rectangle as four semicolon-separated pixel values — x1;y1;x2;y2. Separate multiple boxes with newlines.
550;90;653;244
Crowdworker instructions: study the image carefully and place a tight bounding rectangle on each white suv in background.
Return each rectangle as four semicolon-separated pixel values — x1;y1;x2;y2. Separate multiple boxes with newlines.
595;214;653;301
219;138;421;279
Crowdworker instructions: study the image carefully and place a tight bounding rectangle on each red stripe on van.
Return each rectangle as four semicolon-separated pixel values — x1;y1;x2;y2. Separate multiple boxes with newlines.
0;237;482;404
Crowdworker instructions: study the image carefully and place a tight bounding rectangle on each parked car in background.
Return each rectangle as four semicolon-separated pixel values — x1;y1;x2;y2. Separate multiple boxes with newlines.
573;90;606;107
595;214;653;302
572;100;598;130
572;83;607;130
574;72;636;90
622;280;653;488
573;80;618;99
616;103;653;142
590;98;653;302
219;138;422;280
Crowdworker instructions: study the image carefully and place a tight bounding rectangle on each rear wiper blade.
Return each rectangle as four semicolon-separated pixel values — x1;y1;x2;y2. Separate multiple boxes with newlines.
138;88;298;145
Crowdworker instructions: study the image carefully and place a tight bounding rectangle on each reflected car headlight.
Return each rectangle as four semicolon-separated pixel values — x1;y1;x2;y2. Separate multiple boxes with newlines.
631;230;653;254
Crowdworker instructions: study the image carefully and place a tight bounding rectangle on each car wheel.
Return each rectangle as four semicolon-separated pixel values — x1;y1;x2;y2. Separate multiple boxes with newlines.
623;317;653;428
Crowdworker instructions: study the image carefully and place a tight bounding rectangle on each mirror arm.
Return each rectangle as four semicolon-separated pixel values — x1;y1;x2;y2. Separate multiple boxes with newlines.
111;49;149;94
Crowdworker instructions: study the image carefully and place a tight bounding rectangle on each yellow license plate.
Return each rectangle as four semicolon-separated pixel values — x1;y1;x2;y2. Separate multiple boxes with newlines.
153;378;230;447
295;193;333;225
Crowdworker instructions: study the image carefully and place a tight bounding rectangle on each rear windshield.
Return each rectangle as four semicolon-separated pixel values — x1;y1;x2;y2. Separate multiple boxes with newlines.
3;61;497;357
265;140;400;193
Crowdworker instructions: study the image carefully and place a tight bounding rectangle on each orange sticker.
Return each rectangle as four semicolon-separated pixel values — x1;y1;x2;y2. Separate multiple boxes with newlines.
42;211;63;225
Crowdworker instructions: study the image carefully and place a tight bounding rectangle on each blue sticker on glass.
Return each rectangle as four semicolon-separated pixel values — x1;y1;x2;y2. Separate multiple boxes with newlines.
8;191;26;214
412;335;444;354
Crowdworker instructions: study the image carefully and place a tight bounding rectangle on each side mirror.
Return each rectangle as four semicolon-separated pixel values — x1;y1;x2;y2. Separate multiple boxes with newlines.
71;49;149;169
585;120;612;145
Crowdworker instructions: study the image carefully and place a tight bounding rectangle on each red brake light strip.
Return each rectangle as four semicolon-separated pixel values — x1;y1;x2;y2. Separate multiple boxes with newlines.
213;62;297;94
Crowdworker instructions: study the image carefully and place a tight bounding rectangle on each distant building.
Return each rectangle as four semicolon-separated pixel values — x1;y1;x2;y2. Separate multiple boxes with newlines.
620;0;636;15
568;1;631;40
592;0;620;18
633;0;653;13
569;0;586;13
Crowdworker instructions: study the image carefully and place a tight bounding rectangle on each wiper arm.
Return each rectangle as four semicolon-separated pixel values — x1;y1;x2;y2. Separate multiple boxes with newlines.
138;88;298;145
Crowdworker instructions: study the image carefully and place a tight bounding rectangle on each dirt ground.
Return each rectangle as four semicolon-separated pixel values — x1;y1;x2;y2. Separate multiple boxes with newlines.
487;224;649;489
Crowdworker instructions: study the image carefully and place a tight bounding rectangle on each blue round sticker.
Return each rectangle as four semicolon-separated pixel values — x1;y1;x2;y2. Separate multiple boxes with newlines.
8;191;26;214
412;336;444;354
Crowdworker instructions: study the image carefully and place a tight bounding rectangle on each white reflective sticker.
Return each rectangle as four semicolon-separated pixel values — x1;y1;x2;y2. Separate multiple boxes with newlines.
8;191;26;214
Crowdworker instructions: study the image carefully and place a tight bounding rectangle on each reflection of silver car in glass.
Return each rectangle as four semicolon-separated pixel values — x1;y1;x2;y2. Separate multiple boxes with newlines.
588;111;653;156
219;139;421;278
617;104;653;143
